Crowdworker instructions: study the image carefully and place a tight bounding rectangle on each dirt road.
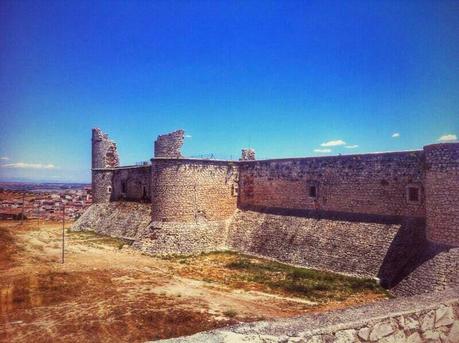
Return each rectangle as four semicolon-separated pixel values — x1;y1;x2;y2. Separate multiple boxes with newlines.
0;221;385;342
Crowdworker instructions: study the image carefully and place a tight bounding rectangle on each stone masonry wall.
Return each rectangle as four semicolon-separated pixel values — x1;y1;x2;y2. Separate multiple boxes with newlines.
154;129;185;158
92;128;119;169
111;166;151;202
72;202;151;240
227;210;421;281
157;287;459;343
238;151;425;219
392;242;459;296
424;142;459;246
151;159;239;222
91;170;114;203
133;219;231;255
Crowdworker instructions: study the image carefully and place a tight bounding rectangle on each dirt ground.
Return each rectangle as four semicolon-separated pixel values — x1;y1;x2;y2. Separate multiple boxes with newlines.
0;221;387;342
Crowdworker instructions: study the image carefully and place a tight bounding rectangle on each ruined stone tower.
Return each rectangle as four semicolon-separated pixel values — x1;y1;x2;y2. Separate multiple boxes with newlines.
91;128;119;203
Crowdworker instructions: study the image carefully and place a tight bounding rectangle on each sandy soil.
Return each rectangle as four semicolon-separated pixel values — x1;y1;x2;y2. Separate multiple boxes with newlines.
0;221;385;342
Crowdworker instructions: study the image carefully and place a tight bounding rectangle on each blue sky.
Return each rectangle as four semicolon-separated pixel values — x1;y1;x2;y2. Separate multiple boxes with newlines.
0;0;458;182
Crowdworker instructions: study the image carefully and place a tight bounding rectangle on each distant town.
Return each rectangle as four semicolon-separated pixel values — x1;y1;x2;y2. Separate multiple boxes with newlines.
0;182;91;221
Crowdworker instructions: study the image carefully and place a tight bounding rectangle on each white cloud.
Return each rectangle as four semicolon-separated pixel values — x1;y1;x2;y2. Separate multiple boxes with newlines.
0;156;9;160
320;140;346;147
437;134;457;142
392;133;400;138
345;145;359;149
314;148;332;153
185;134;192;138
0;162;56;169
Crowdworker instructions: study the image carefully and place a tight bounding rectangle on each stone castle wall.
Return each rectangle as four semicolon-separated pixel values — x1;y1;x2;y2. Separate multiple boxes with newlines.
425;143;459;246
227;210;420;282
72;202;151;240
91;170;114;203
151;159;239;222
111;166;151;202
238;151;425;219
86;128;459;298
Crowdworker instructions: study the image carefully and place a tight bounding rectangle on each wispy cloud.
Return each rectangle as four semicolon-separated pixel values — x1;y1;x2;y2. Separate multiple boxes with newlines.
185;134;192;138
392;133;400;138
345;145;359;149
314;148;332;153
0;162;56;169
320;140;346;147
437;134;457;142
0;156;9;161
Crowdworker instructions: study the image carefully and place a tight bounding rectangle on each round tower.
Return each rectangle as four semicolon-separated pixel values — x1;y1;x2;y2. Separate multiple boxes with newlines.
424;142;459;246
151;158;238;223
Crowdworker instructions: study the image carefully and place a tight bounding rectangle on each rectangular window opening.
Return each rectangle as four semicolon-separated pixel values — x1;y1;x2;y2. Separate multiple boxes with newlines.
309;185;317;198
408;187;419;202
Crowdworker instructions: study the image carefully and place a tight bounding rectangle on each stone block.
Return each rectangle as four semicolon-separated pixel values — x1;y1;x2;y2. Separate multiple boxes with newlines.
369;322;394;341
435;305;455;328
406;332;422;343
358;327;371;341
334;329;356;343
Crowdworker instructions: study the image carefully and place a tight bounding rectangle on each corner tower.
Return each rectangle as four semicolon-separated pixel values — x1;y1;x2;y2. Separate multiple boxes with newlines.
424;142;459;246
91;128;119;203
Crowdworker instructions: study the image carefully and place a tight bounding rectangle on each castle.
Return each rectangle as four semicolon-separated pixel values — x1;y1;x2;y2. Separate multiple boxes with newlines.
76;128;459;297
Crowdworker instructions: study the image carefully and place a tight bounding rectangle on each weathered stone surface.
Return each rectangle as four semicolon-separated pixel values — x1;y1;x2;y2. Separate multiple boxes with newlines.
435;305;455;327
154;129;185;158
92;128;119;169
369;322;394;341
402;316;420;331
227;210;405;278
422;329;441;341
71;202;151;239
406;332;422;343
358;327;371;341
133;219;230;255
305;336;322;343
151;159;239;223
424;143;459;246
420;310;436;332
447;321;459;343
334;329;355;343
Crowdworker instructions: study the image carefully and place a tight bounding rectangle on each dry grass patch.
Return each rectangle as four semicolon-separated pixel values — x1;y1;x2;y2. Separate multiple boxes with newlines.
167;251;390;303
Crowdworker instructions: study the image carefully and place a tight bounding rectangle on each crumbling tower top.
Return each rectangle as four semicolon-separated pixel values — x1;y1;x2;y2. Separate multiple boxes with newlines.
91;128;119;168
154;129;185;158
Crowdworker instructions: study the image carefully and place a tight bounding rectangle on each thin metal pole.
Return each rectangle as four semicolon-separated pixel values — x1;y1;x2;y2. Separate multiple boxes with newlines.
62;204;65;264
21;192;25;225
37;204;40;228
